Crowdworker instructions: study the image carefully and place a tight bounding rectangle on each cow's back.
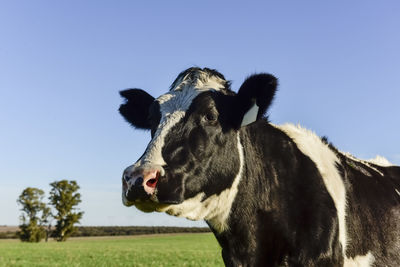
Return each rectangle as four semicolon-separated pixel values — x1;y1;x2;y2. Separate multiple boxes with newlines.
342;156;400;266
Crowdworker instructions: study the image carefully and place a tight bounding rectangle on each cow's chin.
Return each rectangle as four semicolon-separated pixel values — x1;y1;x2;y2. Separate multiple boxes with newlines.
123;197;171;213
135;201;170;213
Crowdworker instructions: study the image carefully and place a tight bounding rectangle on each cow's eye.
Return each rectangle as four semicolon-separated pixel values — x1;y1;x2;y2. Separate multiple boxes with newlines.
204;112;217;122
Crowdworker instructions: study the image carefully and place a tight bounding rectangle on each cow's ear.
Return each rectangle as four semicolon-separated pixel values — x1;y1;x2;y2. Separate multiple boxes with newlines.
235;74;278;127
119;89;155;130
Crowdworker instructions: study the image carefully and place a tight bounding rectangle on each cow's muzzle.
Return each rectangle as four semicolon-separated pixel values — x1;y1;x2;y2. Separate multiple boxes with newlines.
123;169;160;203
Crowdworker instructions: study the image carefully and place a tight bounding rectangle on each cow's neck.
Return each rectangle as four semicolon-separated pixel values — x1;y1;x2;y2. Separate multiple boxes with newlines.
208;122;343;266
205;123;289;265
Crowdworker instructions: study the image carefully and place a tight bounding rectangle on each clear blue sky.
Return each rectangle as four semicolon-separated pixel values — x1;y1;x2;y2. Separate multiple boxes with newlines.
1;1;399;226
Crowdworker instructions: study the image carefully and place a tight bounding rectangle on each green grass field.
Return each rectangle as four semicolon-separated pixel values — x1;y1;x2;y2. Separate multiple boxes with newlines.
0;233;223;267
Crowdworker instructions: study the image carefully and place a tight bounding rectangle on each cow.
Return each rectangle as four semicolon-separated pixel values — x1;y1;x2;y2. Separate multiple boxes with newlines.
119;67;400;266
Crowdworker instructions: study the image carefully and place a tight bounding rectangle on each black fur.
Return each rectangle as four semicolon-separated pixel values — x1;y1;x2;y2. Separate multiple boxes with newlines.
339;155;400;266
119;89;154;129
212;122;343;266
119;67;400;266
235;73;278;125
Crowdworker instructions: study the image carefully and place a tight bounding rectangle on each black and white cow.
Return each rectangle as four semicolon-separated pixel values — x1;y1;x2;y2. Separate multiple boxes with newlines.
119;67;400;266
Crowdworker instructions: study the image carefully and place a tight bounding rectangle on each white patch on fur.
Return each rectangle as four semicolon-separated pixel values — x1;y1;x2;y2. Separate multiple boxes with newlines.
157;132;245;233
395;188;400;197
170;70;226;92
342;153;385;177
344;252;375;267
367;155;393;167
275;124;348;256
241;102;259;127
125;70;226;176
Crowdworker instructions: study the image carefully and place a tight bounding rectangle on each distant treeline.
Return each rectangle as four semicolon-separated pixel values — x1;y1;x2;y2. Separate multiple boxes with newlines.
71;226;211;237
0;226;211;239
0;231;17;239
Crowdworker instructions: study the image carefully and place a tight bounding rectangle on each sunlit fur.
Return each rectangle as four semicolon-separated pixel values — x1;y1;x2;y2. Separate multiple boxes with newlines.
344;252;375;267
119;67;400;266
276;123;348;256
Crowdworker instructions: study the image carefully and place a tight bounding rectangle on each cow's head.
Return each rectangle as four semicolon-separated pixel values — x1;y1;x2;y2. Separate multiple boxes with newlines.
119;67;277;231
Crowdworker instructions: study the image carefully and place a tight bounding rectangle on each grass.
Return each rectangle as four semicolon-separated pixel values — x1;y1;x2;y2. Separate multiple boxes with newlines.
0;233;223;267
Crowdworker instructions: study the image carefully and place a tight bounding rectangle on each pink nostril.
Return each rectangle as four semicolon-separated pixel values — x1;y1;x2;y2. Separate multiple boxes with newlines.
146;177;158;188
142;170;159;195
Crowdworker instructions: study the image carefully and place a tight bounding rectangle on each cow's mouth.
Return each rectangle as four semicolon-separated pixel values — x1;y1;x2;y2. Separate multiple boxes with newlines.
122;169;184;213
122;178;178;212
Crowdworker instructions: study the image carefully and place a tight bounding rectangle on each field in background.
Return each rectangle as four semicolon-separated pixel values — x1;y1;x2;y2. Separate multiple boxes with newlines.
0;233;223;266
0;226;18;232
0;226;211;239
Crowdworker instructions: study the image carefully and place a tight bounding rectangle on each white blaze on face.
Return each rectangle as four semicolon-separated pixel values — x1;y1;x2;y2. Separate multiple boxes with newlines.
125;70;226;176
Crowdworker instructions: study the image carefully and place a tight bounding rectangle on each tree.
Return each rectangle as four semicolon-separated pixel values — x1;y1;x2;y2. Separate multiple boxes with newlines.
40;204;52;242
17;187;50;242
49;180;83;241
